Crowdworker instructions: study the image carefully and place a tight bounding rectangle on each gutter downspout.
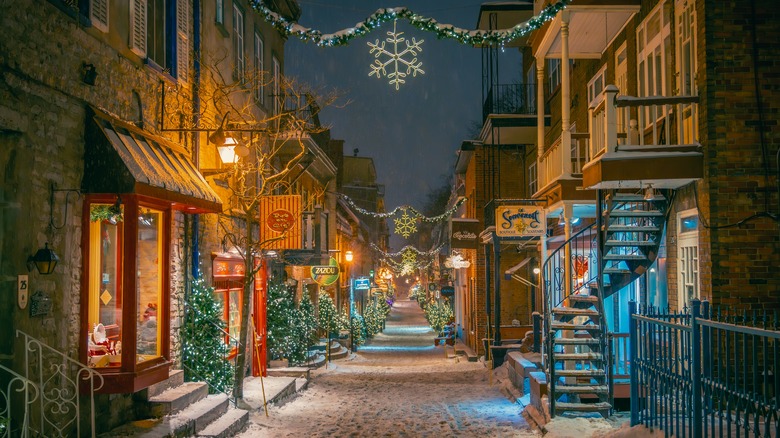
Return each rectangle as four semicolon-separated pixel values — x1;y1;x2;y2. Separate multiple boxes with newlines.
192;0;202;279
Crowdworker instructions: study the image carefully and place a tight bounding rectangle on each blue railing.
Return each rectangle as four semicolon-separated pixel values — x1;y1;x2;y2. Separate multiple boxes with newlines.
630;300;780;438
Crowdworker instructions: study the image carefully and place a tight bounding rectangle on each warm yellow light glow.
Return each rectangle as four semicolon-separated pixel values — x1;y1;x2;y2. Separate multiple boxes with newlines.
217;137;239;164
345;250;353;262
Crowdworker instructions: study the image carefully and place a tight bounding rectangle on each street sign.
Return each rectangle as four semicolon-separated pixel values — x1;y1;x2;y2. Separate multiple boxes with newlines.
353;277;371;291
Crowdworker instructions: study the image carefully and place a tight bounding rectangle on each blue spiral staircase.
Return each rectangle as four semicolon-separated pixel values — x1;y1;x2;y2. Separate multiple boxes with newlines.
543;190;670;417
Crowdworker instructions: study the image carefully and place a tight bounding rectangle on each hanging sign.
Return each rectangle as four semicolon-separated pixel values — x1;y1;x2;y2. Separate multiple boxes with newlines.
450;218;480;249
495;205;546;238
259;195;302;250
311;257;340;286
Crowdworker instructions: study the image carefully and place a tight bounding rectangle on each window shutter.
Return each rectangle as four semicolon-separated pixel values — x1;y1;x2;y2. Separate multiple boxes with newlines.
176;0;191;82
130;0;147;57
90;0;109;32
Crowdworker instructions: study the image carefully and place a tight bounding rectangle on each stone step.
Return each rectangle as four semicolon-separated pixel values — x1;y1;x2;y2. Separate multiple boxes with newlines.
145;381;209;418
98;393;228;438
555;401;612;413
295;377;309;392
196;407;249;438
328;346;349;360
142;369;185;400
266;367;310;379
184;394;230;434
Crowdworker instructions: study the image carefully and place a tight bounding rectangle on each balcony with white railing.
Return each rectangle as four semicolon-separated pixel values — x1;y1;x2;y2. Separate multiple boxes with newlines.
534;130;595;204
582;85;703;190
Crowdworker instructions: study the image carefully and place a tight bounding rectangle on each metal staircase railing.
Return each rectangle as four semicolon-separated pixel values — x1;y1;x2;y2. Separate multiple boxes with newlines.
543;221;610;416
14;330;104;438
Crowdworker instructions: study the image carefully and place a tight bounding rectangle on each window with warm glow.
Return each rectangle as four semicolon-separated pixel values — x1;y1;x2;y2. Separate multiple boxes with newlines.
87;205;124;368
136;208;164;362
86;203;165;368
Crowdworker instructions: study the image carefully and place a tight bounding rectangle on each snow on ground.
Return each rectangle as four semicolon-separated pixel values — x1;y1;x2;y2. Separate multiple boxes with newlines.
237;299;656;437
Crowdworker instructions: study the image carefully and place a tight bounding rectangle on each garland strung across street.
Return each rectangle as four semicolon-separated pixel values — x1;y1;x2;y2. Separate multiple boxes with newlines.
371;243;445;259
338;193;465;222
338;194;465;238
248;0;571;47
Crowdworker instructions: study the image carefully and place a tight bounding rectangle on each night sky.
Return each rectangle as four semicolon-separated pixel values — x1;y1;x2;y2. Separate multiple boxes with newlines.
284;1;516;212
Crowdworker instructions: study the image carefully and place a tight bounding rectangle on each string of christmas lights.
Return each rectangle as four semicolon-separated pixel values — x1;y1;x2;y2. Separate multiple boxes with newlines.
371;242;445;258
338;193;466;223
248;1;570;47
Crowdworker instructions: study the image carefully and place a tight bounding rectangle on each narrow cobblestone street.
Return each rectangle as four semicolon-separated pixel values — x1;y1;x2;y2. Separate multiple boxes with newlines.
237;299;537;437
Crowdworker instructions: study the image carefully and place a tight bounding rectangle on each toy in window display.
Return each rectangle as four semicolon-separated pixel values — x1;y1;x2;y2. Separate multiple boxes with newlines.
138;303;158;355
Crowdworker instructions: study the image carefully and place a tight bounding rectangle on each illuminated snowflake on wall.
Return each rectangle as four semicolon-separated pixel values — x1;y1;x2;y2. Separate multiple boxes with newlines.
368;20;424;90
393;209;418;238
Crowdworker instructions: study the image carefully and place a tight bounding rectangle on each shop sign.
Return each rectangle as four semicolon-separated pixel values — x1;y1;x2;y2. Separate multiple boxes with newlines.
441;286;455;296
495;205;546;238
450;219;480;249
428;283;437;292
311;257;340;286
354;277;371;291
259;195;302;250
267;209;295;233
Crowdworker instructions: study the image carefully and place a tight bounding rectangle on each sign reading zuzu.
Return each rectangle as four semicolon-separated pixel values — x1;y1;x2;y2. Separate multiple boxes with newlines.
495;206;546;238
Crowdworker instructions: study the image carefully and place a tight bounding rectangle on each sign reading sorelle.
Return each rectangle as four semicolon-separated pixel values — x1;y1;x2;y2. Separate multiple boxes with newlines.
495;205;546;238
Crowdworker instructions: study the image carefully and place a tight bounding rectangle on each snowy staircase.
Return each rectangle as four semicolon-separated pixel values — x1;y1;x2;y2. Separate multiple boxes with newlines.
542;189;669;418
100;370;248;437
547;288;611;417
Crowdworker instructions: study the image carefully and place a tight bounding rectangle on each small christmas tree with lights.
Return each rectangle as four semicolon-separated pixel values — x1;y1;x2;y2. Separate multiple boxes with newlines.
317;292;340;336
181;277;233;393
266;282;294;361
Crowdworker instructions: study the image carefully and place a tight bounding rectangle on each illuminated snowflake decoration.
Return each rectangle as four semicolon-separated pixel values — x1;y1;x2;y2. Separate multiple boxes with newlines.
393;209;418;238
402;249;417;264
400;263;415;277
368;20;425;90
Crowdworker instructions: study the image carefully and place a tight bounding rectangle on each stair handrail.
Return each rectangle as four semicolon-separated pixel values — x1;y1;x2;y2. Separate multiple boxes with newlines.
0;362;39;437
542;221;599;416
16;330;104;438
181;302;242;407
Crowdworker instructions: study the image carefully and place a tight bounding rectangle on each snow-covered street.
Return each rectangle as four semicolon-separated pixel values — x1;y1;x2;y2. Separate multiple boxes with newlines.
238;299;538;437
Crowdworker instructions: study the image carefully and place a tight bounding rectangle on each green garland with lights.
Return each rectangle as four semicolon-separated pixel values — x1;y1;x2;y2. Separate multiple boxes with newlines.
181;277;233;394
339;193;466;223
249;0;571;47
89;204;123;223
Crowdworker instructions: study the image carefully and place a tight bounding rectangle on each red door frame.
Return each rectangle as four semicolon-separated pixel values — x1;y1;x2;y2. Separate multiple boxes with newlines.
252;257;268;377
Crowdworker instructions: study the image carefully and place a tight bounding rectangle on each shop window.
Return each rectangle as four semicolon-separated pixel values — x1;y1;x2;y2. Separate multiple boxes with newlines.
213;254;246;357
86;203;165;369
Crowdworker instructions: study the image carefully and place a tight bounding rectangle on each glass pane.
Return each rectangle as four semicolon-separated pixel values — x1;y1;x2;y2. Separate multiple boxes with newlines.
680;214;699;233
228;288;241;343
137;208;163;362
88;204;123;368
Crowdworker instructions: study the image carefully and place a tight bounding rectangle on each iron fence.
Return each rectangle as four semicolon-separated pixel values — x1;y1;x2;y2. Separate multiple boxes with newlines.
630;300;780;438
482;83;537;121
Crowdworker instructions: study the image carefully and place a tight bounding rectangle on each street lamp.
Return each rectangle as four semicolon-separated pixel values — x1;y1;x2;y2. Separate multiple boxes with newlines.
345;250;356;352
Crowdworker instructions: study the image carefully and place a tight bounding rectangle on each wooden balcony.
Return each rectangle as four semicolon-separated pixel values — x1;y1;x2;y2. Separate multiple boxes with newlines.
534;131;596;206
582;86;703;190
